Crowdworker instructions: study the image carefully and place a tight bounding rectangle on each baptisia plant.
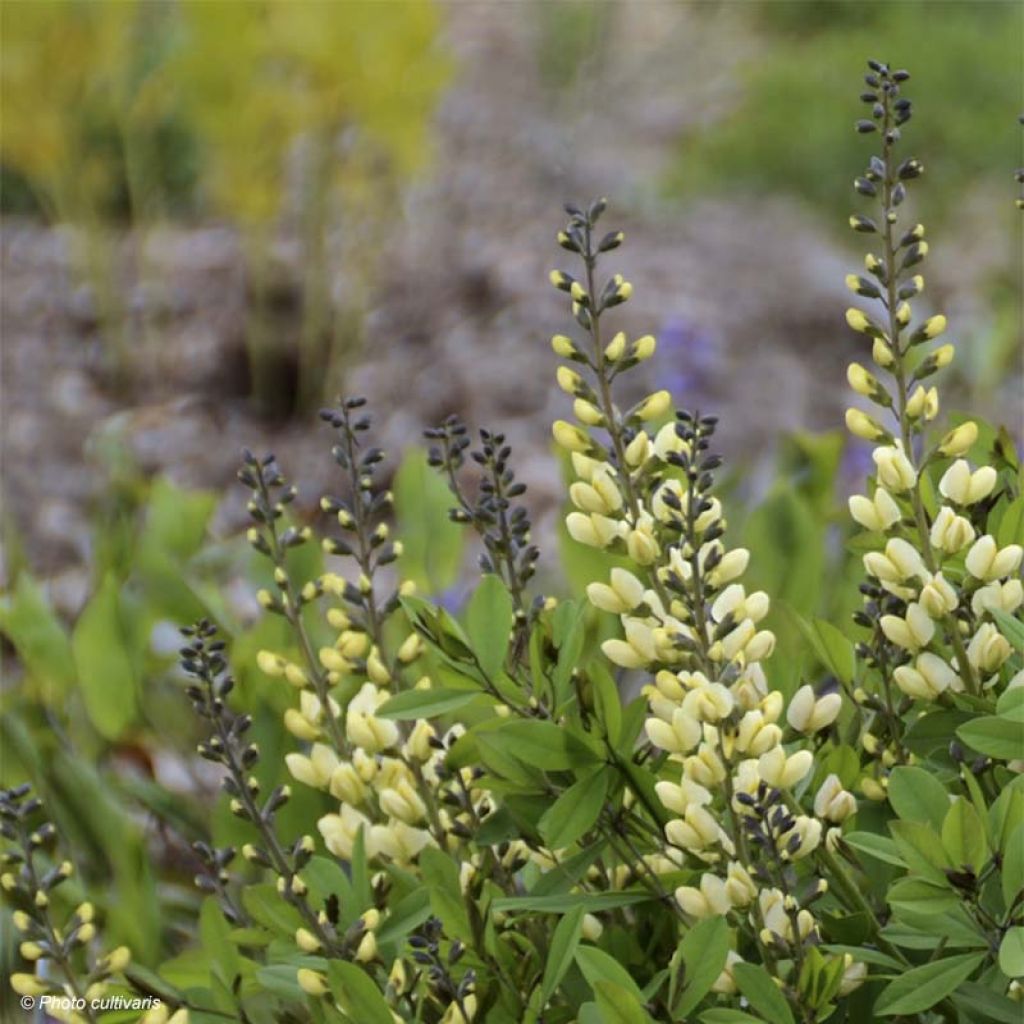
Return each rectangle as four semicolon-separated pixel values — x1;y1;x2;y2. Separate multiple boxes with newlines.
3;58;1022;1024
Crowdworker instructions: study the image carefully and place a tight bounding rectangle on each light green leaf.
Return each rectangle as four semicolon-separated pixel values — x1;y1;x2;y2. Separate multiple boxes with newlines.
991;608;1024;653
874;952;984;1015
393;448;463;592
999;928;1024;978
700;1012;763;1024
732;962;795;1024
72;573;138;739
957;716;1024;761
539;769;609;849
326;961;393;1024
376;686;481;720
842;831;906;868
594;980;653;1024
541;906;584;1003
575;945;645;1004
941;798;990;873
465;574;514;680
1003;823;1024;907
796;616;855;685
479;719;598;773
0;573;77;695
493;890;652;914
674;915;730;1017
888;765;951;829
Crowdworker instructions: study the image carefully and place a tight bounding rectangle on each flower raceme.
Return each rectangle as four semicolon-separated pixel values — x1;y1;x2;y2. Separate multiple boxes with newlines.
549;199;861;1014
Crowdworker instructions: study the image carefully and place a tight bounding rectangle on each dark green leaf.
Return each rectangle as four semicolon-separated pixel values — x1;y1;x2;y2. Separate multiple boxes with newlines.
326;961;393;1024
539;769;609;849
465;574;514;680
541;906;584;1003
888;765;951;829
674;915;729;1017
732;962;795;1024
874;952;984;1015
376;686;481;720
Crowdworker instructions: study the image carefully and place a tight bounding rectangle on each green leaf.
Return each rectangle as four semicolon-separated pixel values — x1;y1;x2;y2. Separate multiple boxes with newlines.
479;719;598;772
889;820;951;881
242;884;303;936
996;497;1024;547
593;980;653;1024
888;878;960;915
795;615;855;685
991;608;1024;653
957;715;1024;760
376;687;481;720
699;1012;762;1024
541;906;584;1003
0;573;77;695
589;662;623;746
393;448;463;592
539;769;609;849
419;846;472;943
326;961;393;1024
999;927;1024;979
732;963;795;1024
941;798;990;873
674;915;730;1017
874;952;984;1016
493;890;652;914
72;573;139;739
1003;823;1024;907
952;981;1024;1024
575;945;645;1004
842;831;906;868
465;574;514;680
376;887;432;947
888;765;951;829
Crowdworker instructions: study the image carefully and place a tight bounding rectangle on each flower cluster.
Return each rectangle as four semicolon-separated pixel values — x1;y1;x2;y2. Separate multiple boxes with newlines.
842;62;1022;774
549;200;862;1015
1;785;136;1024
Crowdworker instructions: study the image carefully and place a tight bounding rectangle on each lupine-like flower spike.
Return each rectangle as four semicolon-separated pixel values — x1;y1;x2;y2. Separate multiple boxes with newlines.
551;201;862;1018
426;417;541;628
842;60;1023;782
1;785;133;1024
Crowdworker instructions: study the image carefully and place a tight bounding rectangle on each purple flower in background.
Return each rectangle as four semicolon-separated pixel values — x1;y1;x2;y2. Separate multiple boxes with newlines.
654;315;722;405
838;439;876;498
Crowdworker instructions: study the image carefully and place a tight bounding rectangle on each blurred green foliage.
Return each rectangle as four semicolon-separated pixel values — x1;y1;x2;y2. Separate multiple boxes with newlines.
667;1;1019;219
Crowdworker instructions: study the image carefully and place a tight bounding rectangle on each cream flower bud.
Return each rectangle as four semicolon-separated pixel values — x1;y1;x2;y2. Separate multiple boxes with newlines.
845;308;874;334
905;385;938;420
586;568;646;614
894;652;959;700
758;747;813;789
709;548;750;588
626;525;660;566
724;862;758;906
846;362;877;397
581;913;604;941
939;459;996;506
918;314;947;339
675;873;730;918
355;930;378;963
284;710;320;743
919;573;958;618
785;817;823;860
711;952;743;995
19;941;44;960
603;330;627;361
966;623;1012;674
297;968;328;997
295;928;321;953
566;511;621;549
552;420;591;453
631;334;656;360
786;685;841;734
105;946;132;973
848;487;901;533
872;337;895;367
872;444;916;492
845;408;885;441
646;709;702;754
397;633;424;663
965;536;1023;582
556;365;581;394
971;579;1024;618
814;774;857;823
665;804;721;852
863;537;927;584
839;957;868;996
929;506;975;553
256;650;286;677
11;973;48;997
573;398;604;426
552;334;576;358
635;390;672;421
880;603;935;651
624;431;651;467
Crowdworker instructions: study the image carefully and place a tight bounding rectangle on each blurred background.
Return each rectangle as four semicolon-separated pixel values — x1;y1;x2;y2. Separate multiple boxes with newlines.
0;0;1021;1012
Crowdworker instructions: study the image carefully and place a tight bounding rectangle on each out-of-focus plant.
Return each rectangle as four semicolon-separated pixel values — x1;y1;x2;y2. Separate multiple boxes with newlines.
172;0;450;414
3;58;1022;1024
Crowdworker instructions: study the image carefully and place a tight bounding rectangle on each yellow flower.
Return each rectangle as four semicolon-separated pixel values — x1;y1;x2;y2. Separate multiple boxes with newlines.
937;421;978;459
297;968;329;997
786;685;841;734
929;506;975;553
845;408;885;441
634;390;672;421
814;775;857;823
893;653;958;700
632;334;656;360
880;603;935;651
966;623;1012;674
872;444;916;492
586;568;646;614
552;419;591;453
758;747;813;789
848;487;901;533
846;362;877;397
965;535;1024;582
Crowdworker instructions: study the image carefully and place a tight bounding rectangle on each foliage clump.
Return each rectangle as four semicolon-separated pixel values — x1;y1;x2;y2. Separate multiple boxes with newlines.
2;60;1022;1024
